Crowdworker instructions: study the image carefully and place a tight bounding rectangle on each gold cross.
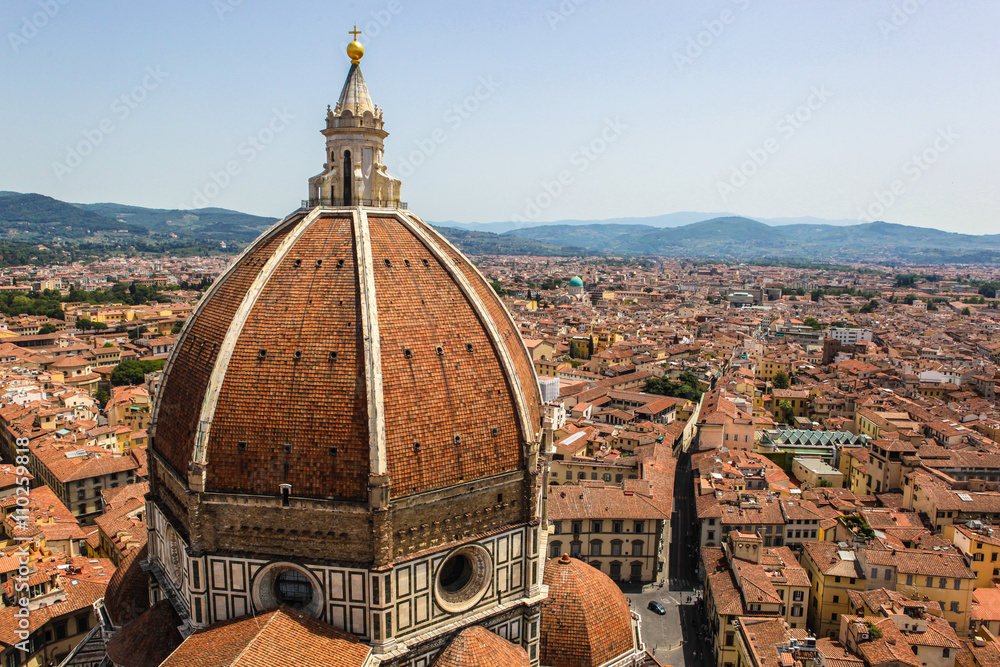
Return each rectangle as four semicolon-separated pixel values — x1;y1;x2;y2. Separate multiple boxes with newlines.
349;25;362;40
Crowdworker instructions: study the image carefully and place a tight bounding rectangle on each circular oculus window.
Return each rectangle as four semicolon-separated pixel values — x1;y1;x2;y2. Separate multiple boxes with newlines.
250;562;324;619
433;544;493;614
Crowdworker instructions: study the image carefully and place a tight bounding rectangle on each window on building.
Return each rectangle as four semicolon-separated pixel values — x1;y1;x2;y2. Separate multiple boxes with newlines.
634;521;644;534
993;553;998;562
792;605;803;617
571;521;582;534
793;590;804;601
939;578;947;589
613;521;623;534
950;601;959;613
611;540;622;556
943;648;951;658
707;531;715;541
834;576;841;583
570;542;581;558
927;577;934;587
590;540;603;556
906;574;913;586
884;569;891;581
632;541;644;556
577;472;585;480
954;579;961;590
610;562;621;580
725;632;734;646
832;595;839;603
871;568;877;579
592;521;603;533
550;542;562;558
565;471;571;479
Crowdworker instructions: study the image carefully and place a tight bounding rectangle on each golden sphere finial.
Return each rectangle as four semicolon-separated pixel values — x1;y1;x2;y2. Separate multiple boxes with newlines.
347;25;364;64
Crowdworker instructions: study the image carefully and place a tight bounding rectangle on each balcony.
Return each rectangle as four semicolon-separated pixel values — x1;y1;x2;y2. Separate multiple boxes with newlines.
301;198;407;210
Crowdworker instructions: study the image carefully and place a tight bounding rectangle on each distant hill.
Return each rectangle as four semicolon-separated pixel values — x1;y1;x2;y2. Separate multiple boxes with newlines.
2;191;998;263
432;226;590;257
0;193;147;239
76;202;277;241
0;192;279;246
501;217;1000;262
431;211;861;234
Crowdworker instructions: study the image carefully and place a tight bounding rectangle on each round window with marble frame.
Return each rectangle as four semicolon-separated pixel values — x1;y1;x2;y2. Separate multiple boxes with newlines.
433;544;493;614
250;562;324;619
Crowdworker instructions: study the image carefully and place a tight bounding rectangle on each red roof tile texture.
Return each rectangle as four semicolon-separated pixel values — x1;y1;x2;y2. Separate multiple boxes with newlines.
153;211;541;500
433;625;530;667
159;605;370;667
539;555;635;667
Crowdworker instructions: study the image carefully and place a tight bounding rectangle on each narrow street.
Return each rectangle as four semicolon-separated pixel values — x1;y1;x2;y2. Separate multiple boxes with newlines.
644;447;713;667
669;449;697;589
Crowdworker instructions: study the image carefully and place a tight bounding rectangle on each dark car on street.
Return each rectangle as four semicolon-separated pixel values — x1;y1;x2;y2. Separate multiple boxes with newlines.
647;601;666;615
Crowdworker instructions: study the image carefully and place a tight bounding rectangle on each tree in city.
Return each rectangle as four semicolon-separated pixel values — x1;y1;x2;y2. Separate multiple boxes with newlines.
802;317;821;330
773;372;790;390
962;307;972;316
37;323;57;335
778;400;795;424
110;359;166;386
645;371;703;402
76;318;108;331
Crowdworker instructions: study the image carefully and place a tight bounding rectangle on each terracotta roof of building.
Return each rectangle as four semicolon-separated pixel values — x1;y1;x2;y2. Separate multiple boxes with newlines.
432;626;530;667
153;212;541;500
160;605;371;667
539;555;635;667
104;545;150;627
106;599;183;667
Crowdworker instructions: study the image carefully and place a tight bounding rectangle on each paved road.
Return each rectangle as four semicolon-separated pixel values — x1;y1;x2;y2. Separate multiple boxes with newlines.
629;587;712;667
669;449;698;589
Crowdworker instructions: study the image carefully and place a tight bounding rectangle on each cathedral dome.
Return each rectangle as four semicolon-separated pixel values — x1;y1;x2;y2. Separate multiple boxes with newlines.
568;276;584;287
539;555;637;667
152;208;541;501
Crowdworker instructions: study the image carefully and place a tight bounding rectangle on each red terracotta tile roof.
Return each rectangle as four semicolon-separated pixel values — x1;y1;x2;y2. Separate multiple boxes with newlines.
160;605;370;667
106;599;183;667
539;555;635;667
433;625;530;667
153;211;541;500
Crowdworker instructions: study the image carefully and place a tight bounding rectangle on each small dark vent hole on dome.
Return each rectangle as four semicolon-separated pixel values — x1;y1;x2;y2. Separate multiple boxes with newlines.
293;350;303;361
258;349;267;360
414;441;421;452
283;443;292;454
315;259;323;268
337;259;345;268
293;258;302;268
491;427;498;438
329;446;338;455
454;434;462;446
329;351;338;362
421;258;429;267
384;259;392;268
237;441;247;452
436;346;444;356
404;259;411;267
404;348;412;359
465;343;473;353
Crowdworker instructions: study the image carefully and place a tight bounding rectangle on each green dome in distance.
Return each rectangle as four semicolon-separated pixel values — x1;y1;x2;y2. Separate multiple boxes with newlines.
568;276;584;287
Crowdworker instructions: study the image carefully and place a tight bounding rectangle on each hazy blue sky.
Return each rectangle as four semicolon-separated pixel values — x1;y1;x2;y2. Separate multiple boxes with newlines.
2;1;998;233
